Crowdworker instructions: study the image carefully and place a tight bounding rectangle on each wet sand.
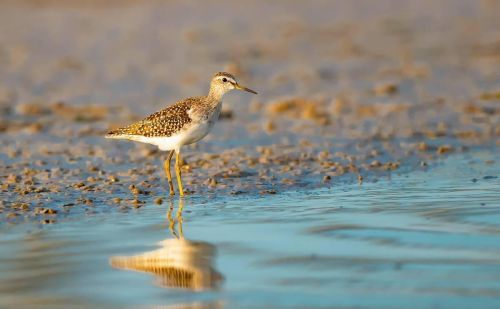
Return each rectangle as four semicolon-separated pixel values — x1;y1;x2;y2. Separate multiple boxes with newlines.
0;0;499;222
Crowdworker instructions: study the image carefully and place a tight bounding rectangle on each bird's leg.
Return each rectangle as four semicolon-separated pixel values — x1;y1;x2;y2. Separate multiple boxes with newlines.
177;198;184;239
175;151;185;197
164;150;175;196
167;200;178;238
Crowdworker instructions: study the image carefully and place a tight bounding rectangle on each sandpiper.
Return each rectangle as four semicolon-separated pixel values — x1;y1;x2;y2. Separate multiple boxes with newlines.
105;72;257;196
110;199;223;290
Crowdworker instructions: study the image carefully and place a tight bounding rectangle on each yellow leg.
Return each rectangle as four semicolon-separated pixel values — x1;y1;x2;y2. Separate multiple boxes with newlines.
175;151;185;197
177;198;184;239
167;200;177;238
164;150;175;196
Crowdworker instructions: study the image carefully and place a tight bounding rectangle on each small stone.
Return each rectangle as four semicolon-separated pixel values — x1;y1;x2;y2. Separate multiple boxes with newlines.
73;182;86;188
141;148;158;157
369;149;380;157
6;174;21;184
87;165;100;172
437;145;453;155
260;189;277;195
129;185;143;195
132;199;145;208
15;102;48;116
281;178;295;185
219;109;233;120
206;177;217;187
383;162;400;170
418;142;429;152
7;213;19;219
13;202;30;211
34;207;57;215
83;199;93;205
41;219;56;224
373;83;398;95
264;120;276;133
154;197;163;205
26;123;44;133
318;151;330;160
108;175;119;183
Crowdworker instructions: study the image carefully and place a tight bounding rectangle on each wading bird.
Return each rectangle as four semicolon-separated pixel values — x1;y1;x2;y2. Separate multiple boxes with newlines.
105;72;257;196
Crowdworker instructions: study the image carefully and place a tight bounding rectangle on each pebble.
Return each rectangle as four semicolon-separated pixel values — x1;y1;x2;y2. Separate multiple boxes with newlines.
230;190;244;195
260;189;277;195
437;145;453;155
6;174;21;184
207;177;218;186
418;143;429;152
132;199;145;208
108;175;119;183
7;213;19;219
373;83;398;96
154;197;163;205
34;207;57;215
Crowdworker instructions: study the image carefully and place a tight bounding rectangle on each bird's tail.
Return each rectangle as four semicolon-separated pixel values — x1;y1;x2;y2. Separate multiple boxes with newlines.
104;129;125;139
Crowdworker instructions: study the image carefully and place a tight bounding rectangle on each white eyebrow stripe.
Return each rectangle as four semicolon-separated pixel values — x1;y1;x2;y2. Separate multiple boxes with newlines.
217;76;236;83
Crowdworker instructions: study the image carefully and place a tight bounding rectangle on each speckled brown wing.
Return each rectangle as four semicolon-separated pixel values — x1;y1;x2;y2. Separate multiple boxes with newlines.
107;98;199;138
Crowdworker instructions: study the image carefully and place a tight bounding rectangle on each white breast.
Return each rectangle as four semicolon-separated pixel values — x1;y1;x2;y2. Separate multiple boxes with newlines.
182;102;222;145
126;102;222;152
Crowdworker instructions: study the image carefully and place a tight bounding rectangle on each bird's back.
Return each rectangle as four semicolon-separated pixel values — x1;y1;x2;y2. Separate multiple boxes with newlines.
106;97;204;139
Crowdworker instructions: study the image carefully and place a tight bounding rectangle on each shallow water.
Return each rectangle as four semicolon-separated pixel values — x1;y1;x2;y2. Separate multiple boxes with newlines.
1;150;499;309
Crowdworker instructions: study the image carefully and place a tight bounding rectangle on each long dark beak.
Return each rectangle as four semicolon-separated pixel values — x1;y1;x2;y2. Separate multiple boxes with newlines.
234;83;257;94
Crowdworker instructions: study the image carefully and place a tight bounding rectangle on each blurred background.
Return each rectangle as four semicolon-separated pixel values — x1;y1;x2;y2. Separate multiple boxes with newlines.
1;0;498;126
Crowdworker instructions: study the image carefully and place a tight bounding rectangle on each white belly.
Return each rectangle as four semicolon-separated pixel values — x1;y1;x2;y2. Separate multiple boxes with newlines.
182;120;213;145
134;105;221;152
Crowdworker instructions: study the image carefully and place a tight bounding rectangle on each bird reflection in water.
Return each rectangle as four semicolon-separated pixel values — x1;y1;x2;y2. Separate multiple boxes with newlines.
110;199;224;291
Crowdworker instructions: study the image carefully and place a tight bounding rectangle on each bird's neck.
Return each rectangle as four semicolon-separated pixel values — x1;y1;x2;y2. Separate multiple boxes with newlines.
193;88;223;119
207;87;226;104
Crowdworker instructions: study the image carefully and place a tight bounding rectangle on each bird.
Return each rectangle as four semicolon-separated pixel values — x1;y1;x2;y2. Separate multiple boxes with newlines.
105;72;257;197
109;199;224;291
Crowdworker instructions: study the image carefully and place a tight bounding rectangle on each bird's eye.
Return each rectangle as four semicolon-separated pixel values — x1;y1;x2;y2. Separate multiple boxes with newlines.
222;78;227;82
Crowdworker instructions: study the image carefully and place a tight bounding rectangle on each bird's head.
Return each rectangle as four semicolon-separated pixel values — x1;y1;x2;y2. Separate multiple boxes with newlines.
209;72;257;97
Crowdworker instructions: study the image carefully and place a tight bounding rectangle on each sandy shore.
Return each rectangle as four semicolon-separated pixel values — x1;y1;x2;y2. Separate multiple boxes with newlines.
0;0;499;223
